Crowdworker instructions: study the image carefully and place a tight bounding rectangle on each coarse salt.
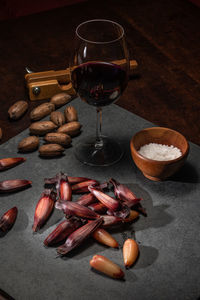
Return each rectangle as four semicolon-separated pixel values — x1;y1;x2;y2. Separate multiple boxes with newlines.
138;143;182;161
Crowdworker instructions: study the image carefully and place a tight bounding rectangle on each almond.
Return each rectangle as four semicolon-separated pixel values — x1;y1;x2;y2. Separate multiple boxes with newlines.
0;128;2;140
18;136;39;152
29;121;57;135
30;102;55;121
8;101;28;120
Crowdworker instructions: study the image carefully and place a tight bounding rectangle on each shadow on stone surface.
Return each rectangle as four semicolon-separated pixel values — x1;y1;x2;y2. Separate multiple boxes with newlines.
141;173;196;198
123;183;174;232
133;245;159;269
90;267;129;282
13;209;29;231
0;184;32;197
170;162;199;183
0;230;6;238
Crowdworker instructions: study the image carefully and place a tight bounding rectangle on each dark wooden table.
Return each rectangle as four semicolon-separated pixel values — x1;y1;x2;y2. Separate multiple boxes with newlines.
0;0;200;147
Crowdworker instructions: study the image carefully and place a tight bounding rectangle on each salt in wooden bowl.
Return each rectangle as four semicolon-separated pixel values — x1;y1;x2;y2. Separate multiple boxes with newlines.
130;127;189;181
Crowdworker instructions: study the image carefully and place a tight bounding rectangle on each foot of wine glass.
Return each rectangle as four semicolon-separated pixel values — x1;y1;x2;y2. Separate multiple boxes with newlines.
74;107;123;166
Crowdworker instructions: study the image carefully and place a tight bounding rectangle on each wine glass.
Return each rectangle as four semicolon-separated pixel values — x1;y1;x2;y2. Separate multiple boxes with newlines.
70;19;129;166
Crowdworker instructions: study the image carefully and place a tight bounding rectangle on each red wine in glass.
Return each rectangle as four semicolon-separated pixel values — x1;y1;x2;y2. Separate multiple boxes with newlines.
71;61;128;107
70;19;129;166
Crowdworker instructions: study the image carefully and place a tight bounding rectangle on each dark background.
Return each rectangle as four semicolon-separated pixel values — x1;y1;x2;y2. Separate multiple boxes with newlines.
0;0;200;145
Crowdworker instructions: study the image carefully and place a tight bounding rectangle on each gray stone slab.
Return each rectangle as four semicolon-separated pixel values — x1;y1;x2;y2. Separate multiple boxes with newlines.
0;98;199;300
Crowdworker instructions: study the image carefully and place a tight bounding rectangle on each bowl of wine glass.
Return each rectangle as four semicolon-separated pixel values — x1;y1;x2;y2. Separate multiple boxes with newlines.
70;19;129;166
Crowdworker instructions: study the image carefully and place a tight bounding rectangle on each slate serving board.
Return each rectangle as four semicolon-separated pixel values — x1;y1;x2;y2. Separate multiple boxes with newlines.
0;98;200;300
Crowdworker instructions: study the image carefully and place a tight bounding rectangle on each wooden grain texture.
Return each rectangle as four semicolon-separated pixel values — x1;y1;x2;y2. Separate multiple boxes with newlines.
0;0;200;145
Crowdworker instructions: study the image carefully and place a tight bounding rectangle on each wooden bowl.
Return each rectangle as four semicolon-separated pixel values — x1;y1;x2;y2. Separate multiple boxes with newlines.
130;127;189;181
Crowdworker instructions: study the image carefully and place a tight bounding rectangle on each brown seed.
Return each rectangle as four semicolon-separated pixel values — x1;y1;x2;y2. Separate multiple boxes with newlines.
30;102;55;121
57;121;82;137
93;228;119;248
0;206;18;232
101;215;122;228
39;144;65;157
0;179;32;193
0;157;26;171
0;128;2;140
88;202;107;214
44;218;82;246
124;210;139;223
29;121;57;135
64;106;78;122
57;218;103;255
50;93;71;108
8;100;28;120
44;132;71;146
18;136;40;152
55;201;98;219
123;238;139;268
33;189;56;232
72;180;98;193
77;193;96;206
88;186;119;211
50;111;65;126
68;176;93;184
90;255;124;279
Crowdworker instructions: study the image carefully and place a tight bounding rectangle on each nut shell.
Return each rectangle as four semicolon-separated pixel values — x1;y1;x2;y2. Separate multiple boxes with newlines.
29;121;57;136
50;93;71;108
39;144;65;157
30;102;55;121
50;111;65;126
64;106;78;122
57;121;82;137
18;136;39;152
44;132;71;146
8;101;28;120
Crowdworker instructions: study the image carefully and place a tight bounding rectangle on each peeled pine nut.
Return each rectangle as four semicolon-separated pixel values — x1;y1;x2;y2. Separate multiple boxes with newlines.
123;238;139;268
124;210;139;223
93;228;119;248
90;255;124;279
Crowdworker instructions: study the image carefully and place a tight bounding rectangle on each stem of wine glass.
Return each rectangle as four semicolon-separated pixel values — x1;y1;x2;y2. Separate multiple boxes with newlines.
95;107;103;150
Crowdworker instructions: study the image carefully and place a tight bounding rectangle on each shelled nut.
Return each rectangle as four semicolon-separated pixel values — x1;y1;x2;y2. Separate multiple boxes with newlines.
8;101;28;120
29;121;57;135
50;111;65;127
64;106;78;122
30;103;55;121
44;132;71;146
18;136;40;152
50;93;71;108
